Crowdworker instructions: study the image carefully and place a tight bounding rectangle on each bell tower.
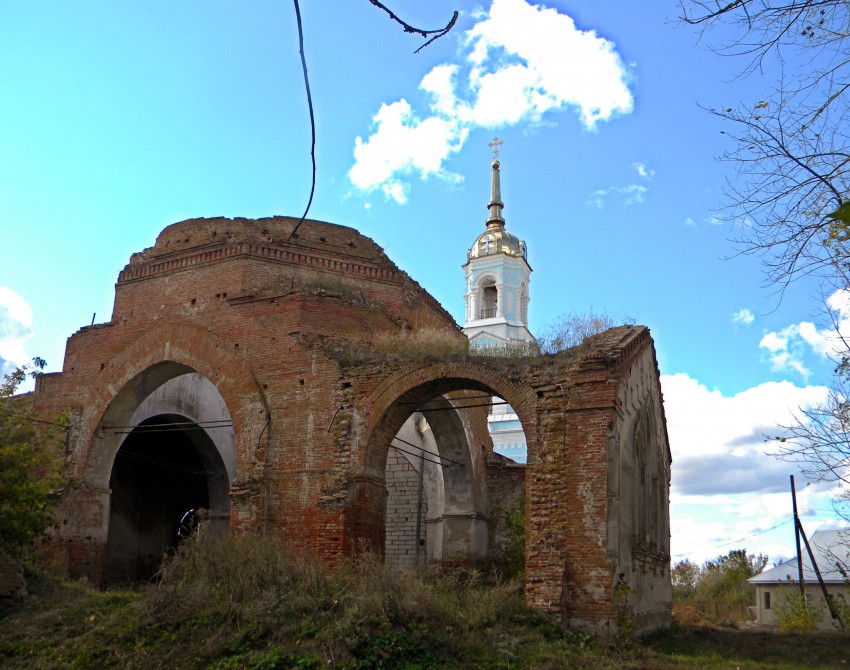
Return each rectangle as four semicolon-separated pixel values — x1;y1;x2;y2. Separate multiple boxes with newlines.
462;139;533;348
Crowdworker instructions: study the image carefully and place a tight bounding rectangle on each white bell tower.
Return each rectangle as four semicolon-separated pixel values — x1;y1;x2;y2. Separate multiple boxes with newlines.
462;139;532;348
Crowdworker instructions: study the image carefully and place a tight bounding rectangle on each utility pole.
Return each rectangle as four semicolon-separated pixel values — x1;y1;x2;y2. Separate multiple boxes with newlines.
790;475;805;597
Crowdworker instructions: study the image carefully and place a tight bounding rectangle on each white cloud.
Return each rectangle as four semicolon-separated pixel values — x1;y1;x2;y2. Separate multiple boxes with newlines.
587;183;647;208
663;372;835;562
0;287;33;378
349;99;466;204
732;308;755;326
758;288;850;379
463;0;633;128
684;216;697;228
349;0;634;200
633;162;655;180
662;373;827;491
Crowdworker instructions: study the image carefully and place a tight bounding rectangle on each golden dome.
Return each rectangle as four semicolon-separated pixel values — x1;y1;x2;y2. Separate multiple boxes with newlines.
465;155;528;263
468;226;526;260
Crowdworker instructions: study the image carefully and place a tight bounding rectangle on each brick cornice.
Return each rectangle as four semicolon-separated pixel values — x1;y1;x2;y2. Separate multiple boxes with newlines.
117;241;403;286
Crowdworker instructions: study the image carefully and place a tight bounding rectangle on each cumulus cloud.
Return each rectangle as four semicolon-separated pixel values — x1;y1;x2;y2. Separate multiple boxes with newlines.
349;0;634;202
732;308;755;326
0;287;33;379
758;288;850;379
663;372;836;562
662;373;828;496
586;184;647;208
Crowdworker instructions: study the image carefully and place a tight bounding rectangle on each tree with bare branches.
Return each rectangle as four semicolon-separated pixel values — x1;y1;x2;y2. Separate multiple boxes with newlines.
681;1;850;290
682;1;850;511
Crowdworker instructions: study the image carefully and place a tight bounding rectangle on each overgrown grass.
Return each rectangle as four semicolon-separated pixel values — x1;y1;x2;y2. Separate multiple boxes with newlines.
2;534;849;669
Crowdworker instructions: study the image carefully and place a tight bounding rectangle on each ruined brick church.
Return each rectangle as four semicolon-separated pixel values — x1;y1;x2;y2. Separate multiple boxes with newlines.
26;157;672;635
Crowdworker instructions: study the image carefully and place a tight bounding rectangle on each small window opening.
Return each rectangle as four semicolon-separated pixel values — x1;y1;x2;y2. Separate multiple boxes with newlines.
764;591;771;610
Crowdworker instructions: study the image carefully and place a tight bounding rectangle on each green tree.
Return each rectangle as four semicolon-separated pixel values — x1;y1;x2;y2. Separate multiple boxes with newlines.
696;549;768;604
671;558;701;601
0;358;64;558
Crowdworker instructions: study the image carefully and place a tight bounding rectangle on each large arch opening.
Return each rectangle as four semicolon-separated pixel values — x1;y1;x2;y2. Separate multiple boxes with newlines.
365;372;532;572
103;413;229;583
93;368;236;585
384;394;486;569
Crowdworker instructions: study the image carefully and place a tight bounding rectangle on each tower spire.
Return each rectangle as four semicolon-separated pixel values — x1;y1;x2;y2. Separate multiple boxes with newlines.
486;137;505;228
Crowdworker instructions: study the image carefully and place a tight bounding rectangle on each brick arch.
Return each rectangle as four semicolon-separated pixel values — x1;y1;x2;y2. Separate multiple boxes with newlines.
75;320;268;487
346;360;536;554
358;359;535;476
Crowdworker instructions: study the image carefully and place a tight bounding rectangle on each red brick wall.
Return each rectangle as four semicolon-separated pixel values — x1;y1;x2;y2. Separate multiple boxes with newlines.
23;217;671;635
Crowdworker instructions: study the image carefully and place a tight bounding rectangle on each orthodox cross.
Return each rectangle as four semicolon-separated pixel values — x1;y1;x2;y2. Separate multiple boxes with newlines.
488;136;504;160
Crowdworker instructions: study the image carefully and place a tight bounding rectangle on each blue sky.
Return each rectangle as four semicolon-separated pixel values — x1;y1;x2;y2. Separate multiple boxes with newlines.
1;0;846;566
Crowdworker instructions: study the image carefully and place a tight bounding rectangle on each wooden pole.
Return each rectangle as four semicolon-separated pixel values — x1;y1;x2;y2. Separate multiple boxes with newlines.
791;475;805;596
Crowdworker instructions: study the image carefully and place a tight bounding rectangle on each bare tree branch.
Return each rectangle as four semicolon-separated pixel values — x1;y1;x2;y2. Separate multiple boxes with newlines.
368;1;459;53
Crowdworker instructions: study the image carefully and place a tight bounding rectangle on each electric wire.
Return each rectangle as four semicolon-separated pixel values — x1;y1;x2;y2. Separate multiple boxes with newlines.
389;442;450;469
115;449;211;476
391;434;465;467
1;414;71;429
671;518;794;560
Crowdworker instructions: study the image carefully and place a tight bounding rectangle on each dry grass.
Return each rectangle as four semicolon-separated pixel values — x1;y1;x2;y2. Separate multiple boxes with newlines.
2;534;850;669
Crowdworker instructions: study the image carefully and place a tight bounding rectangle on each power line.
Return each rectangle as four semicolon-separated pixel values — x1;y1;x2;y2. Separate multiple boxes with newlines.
391;434;464;467
672;518;793;560
115;449;210;476
1;414;71;429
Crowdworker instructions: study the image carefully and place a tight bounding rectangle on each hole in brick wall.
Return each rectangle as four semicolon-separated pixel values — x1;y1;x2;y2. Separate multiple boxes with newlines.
100;363;105;370
299;379;305;385
347;241;355;247
536;391;544;398
234;343;239;350
319;237;326;242
262;384;268;389
262;229;269;236
215;293;220;298
212;230;217;237
190;298;196;306
342;381;352;389
222;292;227;298
184;237;190;242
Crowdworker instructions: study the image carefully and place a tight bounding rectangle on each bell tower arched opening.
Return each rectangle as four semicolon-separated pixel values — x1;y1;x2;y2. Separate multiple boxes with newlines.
481;282;498;319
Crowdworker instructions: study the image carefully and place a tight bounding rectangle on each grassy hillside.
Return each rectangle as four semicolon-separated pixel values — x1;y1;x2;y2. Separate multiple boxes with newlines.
1;533;849;669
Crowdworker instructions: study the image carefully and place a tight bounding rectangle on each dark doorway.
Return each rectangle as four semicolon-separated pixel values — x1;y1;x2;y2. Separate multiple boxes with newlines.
103;414;224;584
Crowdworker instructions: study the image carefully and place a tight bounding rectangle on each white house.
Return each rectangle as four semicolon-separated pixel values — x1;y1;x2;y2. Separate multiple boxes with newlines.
748;529;850;629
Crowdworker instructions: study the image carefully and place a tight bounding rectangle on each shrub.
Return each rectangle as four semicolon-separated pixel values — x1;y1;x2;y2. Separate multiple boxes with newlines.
0;359;65;558
774;587;825;633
